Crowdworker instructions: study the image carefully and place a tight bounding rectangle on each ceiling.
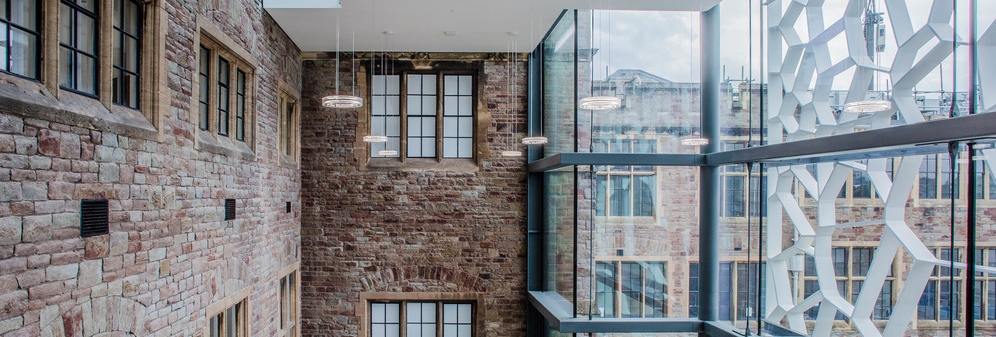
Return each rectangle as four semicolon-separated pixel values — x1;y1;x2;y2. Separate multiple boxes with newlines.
264;0;722;53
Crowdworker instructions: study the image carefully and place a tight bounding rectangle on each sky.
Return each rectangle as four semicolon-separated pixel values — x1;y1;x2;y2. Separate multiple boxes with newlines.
586;0;996;94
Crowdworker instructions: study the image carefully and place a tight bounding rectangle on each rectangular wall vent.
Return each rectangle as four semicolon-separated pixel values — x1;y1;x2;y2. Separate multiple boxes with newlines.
286;202;291;213
225;199;236;220
81;199;109;237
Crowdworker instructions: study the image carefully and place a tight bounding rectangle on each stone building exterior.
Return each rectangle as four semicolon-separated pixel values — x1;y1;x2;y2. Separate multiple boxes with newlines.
0;0;303;336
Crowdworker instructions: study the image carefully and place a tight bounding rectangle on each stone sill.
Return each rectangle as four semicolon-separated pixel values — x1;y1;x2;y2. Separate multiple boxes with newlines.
279;154;298;169
196;131;255;161
0;74;158;140
365;158;479;172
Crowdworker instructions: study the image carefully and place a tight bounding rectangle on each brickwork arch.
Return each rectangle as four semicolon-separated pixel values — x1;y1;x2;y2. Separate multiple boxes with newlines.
41;296;147;337
360;266;489;293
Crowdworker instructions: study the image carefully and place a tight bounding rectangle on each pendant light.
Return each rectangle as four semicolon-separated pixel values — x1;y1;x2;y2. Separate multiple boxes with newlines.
580;2;621;111
843;99;891;113
322;11;363;109
521;0;548;146
364;0;389;145
503;41;522;157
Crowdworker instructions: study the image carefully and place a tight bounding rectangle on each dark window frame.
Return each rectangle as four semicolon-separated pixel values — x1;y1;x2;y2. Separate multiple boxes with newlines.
111;0;142;109
367;69;479;161
0;0;42;79
59;0;100;97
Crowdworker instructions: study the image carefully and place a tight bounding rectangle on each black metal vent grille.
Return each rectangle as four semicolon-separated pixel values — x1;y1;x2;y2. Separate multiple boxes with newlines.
80;199;109;237
225;199;236;220
286;202;291;213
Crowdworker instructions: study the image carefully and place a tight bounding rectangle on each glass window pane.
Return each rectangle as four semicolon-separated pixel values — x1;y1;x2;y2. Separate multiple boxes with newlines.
372;96;386;115
386;96;400;115
78;15;96;54
9;29;38;78
407;74;422;94
457;76;472;95
458;117;472;137
12;0;38;28
443;117;458;137
408;96;422;115
77;55;96;94
422;75;436;93
458;97;472;116
444;303;457;322
423;96;437;114
59;52;73;89
444;96;458;116
385;75;400;95
409;138;422;157
443;139;457;158
408;117;422;137
422;117;435;136
423;139;436;157
610;176;631;216
444;75;458;95
458;138;472;157
406;303;421;322
443;325;456;337
59;4;71;44
386;117;400;137
372;75;386;94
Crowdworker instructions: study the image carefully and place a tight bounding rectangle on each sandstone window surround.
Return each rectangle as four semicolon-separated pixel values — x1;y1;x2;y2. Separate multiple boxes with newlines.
205;286;250;337
802;247;894;321
278;264;300;337
0;0;165;141
594;260;668;319
278;83;301;167
592;137;658;222
360;58;486;172
358;292;484;337
193;20;257;159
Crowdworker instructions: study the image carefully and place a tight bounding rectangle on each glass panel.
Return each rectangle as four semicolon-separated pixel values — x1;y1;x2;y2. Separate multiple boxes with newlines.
77;14;96;54
458;117;472;137
443;117;457;138
76;55;96;94
422;74;436;93
423;96;437;114
444;96;457;116
457;139;471;158
457;75;471;95
458;96;471;116
407;96;422;115
9;29;38;78
541;11;576;156
13;0;38;28
422;138;435;157
385;75;400;95
609;175;631;217
407;74;422;94
408;138;422;158
444;75;457;95
443;139;457;158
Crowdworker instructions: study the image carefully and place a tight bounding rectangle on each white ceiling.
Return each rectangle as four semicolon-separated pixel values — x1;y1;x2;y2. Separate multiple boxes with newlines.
264;0;722;53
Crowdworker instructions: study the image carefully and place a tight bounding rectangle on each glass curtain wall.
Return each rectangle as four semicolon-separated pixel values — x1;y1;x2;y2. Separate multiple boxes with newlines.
532;1;996;336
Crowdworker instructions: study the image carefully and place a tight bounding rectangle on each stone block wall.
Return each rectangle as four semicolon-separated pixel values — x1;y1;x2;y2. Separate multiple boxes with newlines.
299;54;529;336
0;1;301;336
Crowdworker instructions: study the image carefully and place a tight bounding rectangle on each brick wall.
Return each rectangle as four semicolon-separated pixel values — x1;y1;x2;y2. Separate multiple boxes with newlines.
0;1;301;336
299;54;529;336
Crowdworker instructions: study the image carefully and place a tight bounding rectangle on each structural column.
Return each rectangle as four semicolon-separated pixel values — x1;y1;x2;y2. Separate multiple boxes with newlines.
698;3;721;328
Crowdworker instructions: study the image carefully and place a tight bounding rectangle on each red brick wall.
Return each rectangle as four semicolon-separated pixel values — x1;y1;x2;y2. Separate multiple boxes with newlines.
299;55;529;336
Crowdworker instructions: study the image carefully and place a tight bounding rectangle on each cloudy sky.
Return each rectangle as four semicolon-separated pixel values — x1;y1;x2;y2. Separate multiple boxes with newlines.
587;0;996;94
